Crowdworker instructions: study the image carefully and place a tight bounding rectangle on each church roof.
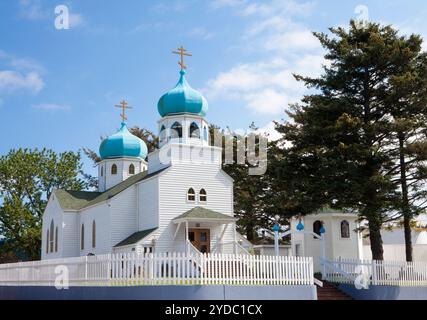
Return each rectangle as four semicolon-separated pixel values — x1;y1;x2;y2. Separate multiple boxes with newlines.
114;228;158;247
99;122;148;160
157;70;208;117
173;206;236;223
54;167;170;211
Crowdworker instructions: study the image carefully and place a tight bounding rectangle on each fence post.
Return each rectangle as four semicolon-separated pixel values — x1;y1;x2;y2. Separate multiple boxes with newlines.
371;260;377;286
321;234;326;278
85;256;88;283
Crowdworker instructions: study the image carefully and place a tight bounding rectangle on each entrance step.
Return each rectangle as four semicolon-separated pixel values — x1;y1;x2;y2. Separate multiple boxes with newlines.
316;281;353;300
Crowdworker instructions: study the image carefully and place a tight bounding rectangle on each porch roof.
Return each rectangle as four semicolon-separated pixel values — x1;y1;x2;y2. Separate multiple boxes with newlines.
173;207;236;224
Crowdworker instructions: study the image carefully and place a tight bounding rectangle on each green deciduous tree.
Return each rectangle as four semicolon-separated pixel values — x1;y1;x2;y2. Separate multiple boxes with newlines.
0;148;88;260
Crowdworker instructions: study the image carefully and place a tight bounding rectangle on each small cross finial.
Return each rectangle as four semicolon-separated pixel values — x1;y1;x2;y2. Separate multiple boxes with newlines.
172;46;192;70
114;99;132;122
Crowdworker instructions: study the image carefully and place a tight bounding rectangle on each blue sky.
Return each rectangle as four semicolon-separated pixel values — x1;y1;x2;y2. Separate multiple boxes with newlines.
1;0;427;176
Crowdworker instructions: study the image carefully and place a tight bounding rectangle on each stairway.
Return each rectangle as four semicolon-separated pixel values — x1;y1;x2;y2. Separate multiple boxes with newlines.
317;281;353;300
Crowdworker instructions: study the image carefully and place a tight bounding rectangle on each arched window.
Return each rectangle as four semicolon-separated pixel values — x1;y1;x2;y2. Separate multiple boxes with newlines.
55;226;58;252
46;230;49;254
341;220;350;238
189;122;200;138
159;125;166;143
100;166;103;176
81;224;85;250
111;164;117;175
50;220;54;253
199;189;207;202
129;164;135;175
92;220;96;248
313;220;322;238
203;126;208;141
171;122;182;139
187;188;195;201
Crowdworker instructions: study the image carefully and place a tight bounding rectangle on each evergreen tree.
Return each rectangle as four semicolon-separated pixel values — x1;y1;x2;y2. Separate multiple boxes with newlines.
387;43;427;261
274;21;426;260
211;124;274;240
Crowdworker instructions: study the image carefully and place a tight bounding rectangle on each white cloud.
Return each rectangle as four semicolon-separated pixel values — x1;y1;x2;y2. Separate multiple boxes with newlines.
188;27;214;40
19;0;85;28
69;13;84;28
0;71;44;93
205;0;324;116
240;0;315;17
245;89;289;114
0;50;46;94
8;57;45;74
32;103;70;111
264;29;320;52
204;54;325;115
257;121;281;141
210;0;247;9
19;0;48;20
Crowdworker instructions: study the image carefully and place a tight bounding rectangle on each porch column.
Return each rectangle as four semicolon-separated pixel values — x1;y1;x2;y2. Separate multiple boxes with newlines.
185;220;189;254
233;222;237;254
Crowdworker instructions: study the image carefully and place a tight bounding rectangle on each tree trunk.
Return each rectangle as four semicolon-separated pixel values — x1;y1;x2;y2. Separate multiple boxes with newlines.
368;219;384;260
246;223;255;241
398;133;413;262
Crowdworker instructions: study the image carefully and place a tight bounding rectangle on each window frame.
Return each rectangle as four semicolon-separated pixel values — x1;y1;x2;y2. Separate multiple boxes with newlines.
313;220;322;239
203;126;208;141
340;220;350;239
92;220;96;248
50;220;54;253
187;188;196;202
55;226;58;252
159;125;166;143
189;122;200;138
129;163;135;175
199;188;207;203
46;230;49;254
111;163;117;175
171;122;183;139
81;224;85;250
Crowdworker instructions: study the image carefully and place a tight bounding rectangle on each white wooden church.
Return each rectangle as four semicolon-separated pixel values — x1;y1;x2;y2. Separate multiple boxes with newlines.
41;55;239;260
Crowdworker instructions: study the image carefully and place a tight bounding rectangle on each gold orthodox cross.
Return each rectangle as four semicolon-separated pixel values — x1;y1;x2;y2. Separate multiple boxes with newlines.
115;99;132;122
172;46;192;70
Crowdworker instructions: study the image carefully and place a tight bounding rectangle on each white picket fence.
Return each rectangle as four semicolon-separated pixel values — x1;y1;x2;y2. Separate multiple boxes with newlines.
0;253;313;287
322;257;427;287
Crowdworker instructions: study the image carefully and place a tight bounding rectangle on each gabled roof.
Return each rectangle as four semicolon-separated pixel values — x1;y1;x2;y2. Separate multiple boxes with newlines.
54;167;169;211
114;228;158;247
173;206;236;223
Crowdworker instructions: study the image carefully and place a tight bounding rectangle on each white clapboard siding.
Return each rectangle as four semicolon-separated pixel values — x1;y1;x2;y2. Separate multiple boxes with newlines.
0;253;313;287
156;161;234;253
323;257;427;286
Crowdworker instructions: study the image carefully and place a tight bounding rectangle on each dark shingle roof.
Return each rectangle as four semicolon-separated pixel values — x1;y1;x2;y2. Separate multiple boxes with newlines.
54;167;169;211
114;228;158;247
173;206;236;222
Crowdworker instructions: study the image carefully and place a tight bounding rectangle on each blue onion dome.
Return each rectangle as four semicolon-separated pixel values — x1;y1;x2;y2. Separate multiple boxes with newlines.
99;122;148;160
158;70;208;117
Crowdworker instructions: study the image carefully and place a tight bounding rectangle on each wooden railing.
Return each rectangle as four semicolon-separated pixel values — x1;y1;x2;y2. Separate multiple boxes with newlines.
215;241;252;255
0;253;314;287
322;257;427;287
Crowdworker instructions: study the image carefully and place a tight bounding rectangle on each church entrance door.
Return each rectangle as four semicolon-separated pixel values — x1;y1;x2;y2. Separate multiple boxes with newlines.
188;229;210;253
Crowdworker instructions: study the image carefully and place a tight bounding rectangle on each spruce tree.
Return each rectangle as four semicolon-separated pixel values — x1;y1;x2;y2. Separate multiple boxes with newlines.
274;21;427;260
